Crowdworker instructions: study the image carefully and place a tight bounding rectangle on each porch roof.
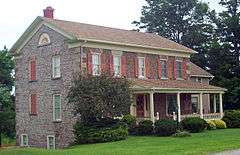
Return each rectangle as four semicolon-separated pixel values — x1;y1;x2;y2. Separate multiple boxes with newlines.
130;79;226;93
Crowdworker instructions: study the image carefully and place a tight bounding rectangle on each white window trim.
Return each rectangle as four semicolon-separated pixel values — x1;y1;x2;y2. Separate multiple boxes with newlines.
53;94;61;122
52;56;61;78
92;53;101;76
160;59;168;80
138;57;146;79
176;60;183;80
20;134;28;147
113;55;121;77
47;135;56;150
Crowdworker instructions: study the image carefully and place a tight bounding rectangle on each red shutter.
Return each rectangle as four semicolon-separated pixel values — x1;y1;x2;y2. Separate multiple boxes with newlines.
109;52;114;76
173;59;177;80
135;56;139;78
30;60;36;81
167;59;172;79
87;50;92;75
100;52;105;74
31;94;37;115
145;56;150;79
121;55;126;77
158;58;162;79
182;60;187;80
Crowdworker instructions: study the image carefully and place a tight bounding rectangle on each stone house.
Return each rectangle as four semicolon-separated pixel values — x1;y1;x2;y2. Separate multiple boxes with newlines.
10;7;226;149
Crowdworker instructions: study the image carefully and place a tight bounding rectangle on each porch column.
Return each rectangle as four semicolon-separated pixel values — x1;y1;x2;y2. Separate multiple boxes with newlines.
130;95;136;117
177;92;181;122
199;93;203;119
213;94;217;113
219;93;224;118
149;92;155;123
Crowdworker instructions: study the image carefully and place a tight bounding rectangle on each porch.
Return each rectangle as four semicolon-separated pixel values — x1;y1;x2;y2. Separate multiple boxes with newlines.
130;79;226;122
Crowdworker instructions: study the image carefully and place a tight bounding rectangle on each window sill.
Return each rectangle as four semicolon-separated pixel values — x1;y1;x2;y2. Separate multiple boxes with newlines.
29;113;37;116
53;120;62;123
29;80;37;83
176;78;184;80
52;77;61;80
138;76;146;79
161;77;168;80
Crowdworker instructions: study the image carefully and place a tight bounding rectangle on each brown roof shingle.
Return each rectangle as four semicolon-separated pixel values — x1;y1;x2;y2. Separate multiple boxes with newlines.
131;78;225;91
42;17;196;53
190;62;213;77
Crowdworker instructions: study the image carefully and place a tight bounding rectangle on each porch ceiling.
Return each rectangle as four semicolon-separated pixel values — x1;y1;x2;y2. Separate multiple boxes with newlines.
130;79;226;93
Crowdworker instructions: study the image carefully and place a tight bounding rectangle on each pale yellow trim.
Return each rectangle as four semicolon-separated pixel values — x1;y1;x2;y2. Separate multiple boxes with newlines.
68;40;192;58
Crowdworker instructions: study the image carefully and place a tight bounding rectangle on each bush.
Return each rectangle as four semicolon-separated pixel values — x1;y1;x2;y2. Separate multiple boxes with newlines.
212;120;227;129
207;120;216;130
222;110;240;128
122;114;136;127
74;118;128;144
155;119;177;136
137;120;153;135
172;131;191;138
181;117;207;133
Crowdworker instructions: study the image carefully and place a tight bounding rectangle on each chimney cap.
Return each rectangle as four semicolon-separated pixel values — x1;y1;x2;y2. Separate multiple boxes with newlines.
43;6;54;19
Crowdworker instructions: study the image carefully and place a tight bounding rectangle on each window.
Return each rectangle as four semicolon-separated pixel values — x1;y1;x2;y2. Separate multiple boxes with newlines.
92;53;100;75
191;96;199;113
52;56;61;78
138;57;145;78
196;77;202;83
167;95;177;115
113;55;121;76
176;61;183;79
47;135;55;150
30;60;36;81
39;33;50;45
53;94;61;121
20;134;28;146
30;94;37;115
160;59;167;79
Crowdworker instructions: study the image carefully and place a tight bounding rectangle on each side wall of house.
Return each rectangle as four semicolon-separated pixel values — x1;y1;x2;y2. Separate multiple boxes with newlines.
15;25;79;148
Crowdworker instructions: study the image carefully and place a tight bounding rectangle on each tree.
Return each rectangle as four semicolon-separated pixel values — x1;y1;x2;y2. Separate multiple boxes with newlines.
133;0;215;68
67;74;132;122
0;47;15;146
0;46;14;89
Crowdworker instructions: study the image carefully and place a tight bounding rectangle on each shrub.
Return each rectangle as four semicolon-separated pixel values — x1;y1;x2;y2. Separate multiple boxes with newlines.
137;120;153;135
154;119;177;136
172;131;191;138
212;120;227;129
207;120;216;130
122;114;136;127
74;118;128;144
222;110;240;128
181;117;207;133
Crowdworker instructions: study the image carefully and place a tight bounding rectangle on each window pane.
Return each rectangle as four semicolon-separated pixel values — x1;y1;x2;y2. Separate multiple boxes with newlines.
48;137;55;149
176;61;182;79
92;54;100;75
161;60;167;78
114;56;121;76
54;95;61;121
52;56;60;78
138;58;145;77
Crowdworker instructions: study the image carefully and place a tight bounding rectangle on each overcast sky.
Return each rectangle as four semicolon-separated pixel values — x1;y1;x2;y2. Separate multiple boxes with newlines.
0;0;223;49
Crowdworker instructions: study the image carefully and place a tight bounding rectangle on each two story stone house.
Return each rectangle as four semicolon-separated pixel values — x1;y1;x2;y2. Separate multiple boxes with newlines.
11;7;226;149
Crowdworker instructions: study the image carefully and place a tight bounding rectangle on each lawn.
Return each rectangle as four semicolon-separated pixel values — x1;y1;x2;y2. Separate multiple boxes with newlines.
1;134;15;147
1;129;240;155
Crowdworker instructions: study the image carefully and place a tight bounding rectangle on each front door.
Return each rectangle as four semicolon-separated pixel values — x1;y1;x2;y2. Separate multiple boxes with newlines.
167;94;177;115
136;94;144;117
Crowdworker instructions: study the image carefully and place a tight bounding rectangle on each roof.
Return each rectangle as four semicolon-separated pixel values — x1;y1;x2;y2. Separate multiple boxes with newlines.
190;62;213;77
130;79;226;92
41;17;196;53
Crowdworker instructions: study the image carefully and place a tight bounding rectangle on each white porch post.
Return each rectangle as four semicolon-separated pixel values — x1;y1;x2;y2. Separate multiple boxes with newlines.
199;93;203;119
213;94;217;113
149;92;155;123
177;93;181;122
219;93;224;118
130;94;136;117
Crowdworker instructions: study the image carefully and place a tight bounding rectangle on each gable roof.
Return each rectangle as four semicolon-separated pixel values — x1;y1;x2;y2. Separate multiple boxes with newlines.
190;62;213;78
10;16;197;54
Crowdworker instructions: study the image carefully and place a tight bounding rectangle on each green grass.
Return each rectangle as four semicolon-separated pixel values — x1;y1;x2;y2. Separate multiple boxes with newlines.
1;129;240;155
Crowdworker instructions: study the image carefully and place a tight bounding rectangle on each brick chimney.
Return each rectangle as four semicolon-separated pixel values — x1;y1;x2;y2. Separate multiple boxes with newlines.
43;6;54;19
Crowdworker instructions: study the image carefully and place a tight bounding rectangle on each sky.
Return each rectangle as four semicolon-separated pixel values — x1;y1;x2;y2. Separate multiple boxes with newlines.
0;0;223;49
